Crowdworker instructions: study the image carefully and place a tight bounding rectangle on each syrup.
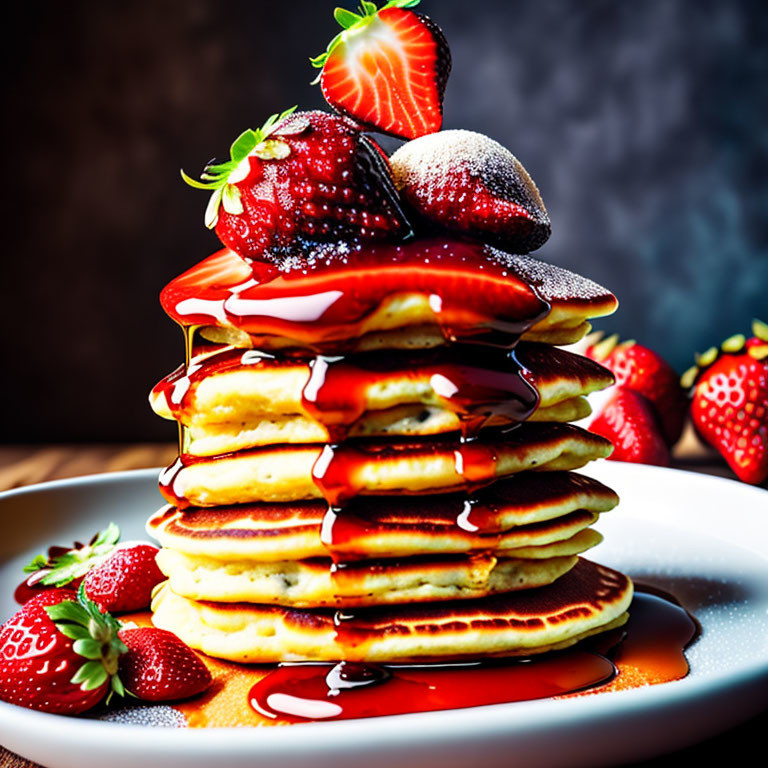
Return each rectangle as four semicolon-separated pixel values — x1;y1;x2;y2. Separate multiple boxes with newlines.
153;344;539;445
160;239;551;351
247;588;699;724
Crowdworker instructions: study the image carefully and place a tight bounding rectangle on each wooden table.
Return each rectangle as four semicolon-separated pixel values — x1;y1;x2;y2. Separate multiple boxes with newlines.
0;443;765;767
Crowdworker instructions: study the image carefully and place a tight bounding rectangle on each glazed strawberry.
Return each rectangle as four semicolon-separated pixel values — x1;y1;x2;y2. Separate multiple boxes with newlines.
586;335;687;446
0;588;126;714
589;387;670;467
182;108;410;263
118;627;212;702
311;1;451;140
83;544;164;613
682;320;768;485
389;130;551;254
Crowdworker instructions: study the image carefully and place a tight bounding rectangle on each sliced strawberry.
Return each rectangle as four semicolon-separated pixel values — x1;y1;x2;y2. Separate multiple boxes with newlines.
683;320;768;485
589;386;670;467
389;130;551;254
118;627;212;702
587;334;686;447
311;1;451;140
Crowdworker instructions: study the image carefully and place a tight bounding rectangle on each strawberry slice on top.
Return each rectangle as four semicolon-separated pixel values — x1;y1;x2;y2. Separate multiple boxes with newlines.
311;0;451;140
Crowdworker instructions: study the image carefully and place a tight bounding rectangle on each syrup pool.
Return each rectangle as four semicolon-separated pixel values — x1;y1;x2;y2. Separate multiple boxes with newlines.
111;587;698;728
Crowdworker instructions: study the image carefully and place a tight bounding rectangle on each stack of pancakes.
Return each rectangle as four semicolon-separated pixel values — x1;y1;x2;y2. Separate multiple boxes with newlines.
148;242;633;663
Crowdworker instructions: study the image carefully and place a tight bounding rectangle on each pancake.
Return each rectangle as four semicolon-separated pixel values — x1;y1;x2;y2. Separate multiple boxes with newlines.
154;547;592;606
150;342;613;455
150;558;632;663
148;471;617;561
159;423;613;508
160;242;617;353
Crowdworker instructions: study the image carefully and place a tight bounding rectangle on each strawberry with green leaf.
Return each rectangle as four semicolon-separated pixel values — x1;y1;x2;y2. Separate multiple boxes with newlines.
682;319;768;485
311;1;451;140
182;108;410;263
0;586;127;714
19;523;164;613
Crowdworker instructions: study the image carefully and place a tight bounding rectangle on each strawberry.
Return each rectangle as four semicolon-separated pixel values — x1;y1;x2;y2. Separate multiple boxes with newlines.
682;319;768;485
389;130;551;254
0;587;126;714
82;544;164;614
589;386;671;467
182;108;410;263
586;334;687;447
118;627;212;702
21;523;164;613
19;523;122;602
311;1;451;140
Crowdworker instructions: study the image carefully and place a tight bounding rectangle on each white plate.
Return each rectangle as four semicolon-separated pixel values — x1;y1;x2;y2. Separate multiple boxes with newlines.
0;464;766;768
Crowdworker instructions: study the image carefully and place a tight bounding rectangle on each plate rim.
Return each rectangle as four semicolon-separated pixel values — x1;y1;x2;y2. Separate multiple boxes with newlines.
1;463;767;762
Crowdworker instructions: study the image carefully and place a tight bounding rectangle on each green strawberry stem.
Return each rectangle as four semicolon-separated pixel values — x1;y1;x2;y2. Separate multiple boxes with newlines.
310;0;422;80
46;584;127;697
23;523;121;587
181;106;297;229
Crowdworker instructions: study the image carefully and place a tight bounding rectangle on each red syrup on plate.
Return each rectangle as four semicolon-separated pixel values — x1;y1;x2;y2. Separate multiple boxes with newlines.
248;588;699;723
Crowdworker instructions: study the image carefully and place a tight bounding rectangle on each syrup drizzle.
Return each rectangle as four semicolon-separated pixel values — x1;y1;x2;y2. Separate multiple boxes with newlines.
248;588;699;723
159;239;551;352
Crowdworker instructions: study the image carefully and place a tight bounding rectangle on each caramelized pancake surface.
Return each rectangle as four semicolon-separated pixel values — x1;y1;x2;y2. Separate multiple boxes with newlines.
159;423;613;508
148;471;617;560
150;558;632;663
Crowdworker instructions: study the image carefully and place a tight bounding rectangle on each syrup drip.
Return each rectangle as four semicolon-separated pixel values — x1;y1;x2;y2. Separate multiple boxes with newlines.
160;239;551;352
248;588;699;724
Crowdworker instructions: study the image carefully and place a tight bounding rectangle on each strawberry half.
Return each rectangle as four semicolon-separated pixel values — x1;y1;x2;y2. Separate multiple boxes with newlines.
589;386;671;467
311;1;451;140
389;130;551;254
182;108;410;262
118;627;212;702
0;587;127;714
586;334;687;447
682;319;768;485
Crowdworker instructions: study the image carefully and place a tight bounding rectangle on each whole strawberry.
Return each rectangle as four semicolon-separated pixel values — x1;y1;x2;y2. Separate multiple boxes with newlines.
311;0;451;140
389;130;550;254
182;108;410;263
589;386;670;467
682;320;768;485
0;588;126;714
586;334;687;447
83;544;164;614
21;523;164;613
118;627;212;702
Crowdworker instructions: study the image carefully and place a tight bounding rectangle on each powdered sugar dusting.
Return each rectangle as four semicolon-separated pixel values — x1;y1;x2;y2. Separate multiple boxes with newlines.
491;247;616;304
390;129;546;218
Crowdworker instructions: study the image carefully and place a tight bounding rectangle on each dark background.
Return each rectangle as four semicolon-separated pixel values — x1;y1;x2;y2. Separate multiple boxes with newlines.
2;0;767;443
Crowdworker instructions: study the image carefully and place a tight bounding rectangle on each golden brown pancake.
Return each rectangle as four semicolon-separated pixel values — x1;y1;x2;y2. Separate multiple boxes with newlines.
149;343;613;455
147;471;617;561
154;548;592;607
158;423;613;508
150;558;632;663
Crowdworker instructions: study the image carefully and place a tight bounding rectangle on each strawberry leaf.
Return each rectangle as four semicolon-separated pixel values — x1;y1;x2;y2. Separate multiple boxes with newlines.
25;524;121;587
335;8;362;28
73;638;103;660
